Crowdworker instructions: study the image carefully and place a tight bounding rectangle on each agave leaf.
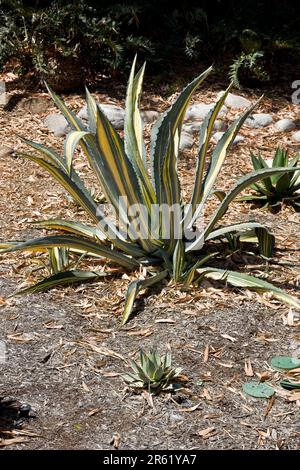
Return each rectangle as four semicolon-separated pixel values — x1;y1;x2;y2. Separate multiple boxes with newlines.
255;227;275;258
122;270;168;324
129;360;150;383
154;365;165;382
187;166;300;252
20;138;97;201
49;247;69;274
64;130;91;175
45;83;86;131
33;219;103;240
187;84;232;224
160;128;181;251
124;58;155;206
94;103;156;252
163;351;172;369
21;154;100;225
13;269;107;295
196;267;300;310
188;98;263;228
275;171;292;195
32;219;145;258
206;222;269;241
183;252;218;285
172;240;185;282
151;66;213;203
1;234;140;270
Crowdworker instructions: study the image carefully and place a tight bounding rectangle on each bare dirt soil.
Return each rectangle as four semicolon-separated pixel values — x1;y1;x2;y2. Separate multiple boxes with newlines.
0;79;300;449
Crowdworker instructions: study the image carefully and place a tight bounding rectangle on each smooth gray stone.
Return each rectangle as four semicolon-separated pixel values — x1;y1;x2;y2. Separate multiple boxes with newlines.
179;131;194;150
212;131;244;144
245;113;273;128
218;91;251;109
44;113;69;137
185;103;227;121
292;130;300;142
78;103;125;130
274;118;296;132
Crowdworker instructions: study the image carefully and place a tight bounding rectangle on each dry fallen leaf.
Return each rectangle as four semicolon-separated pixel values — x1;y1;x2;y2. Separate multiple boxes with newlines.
220;333;237;342
264;395;275;418
198;427;216;439
110;432;121;449
0;437;27;447
7;333;34;343
179;402;201;413
203;344;209;363
127;328;153;337
245;358;254;377
88;408;100;417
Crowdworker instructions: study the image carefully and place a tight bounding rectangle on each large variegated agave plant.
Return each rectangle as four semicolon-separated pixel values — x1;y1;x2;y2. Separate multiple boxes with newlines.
1;58;300;322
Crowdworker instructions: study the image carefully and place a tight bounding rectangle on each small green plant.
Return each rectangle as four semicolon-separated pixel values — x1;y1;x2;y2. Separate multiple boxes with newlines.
1;59;300;323
239;148;300;211
229;29;269;88
122;350;182;394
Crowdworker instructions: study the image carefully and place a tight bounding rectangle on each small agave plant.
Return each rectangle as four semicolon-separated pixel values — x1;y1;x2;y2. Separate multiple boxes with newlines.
122;350;182;394
1;57;300;322
239;148;300;211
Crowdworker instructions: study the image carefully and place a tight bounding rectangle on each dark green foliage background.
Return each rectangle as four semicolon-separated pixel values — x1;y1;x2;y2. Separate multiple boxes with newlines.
0;0;299;87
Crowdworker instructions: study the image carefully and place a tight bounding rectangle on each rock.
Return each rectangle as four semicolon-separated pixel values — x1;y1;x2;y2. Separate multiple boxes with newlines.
218;92;251;109
179;132;194;150
245;113;273;128
212;132;244;145
184;119;227;134
185;103;227;121
292;130;300;142
0;146;13;158
274;118;296;132
141;110;160;124
78;103;125;130
44;113;69;137
21;96;50;114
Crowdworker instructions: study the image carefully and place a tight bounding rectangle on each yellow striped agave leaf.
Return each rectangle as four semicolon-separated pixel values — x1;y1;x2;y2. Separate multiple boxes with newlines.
21;153;143;255
186;84;232;226
161;128;181;252
122;270;168;324
65;130;91;175
33;219;102;240
187;166;300;252
14;270;109;296
172;240;185;282
188;98;263;228
94;104;157;252
1;235;140;269
207;222;275;258
124;58;156;207
150;66;213;204
196;268;300;310
21;154;101;225
32;219;145;258
45;83;86;132
20;138;95;201
49;247;69;274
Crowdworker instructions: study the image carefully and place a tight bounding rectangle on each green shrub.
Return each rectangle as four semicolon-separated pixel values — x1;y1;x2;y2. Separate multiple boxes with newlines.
122;350;182;394
239;148;300;211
